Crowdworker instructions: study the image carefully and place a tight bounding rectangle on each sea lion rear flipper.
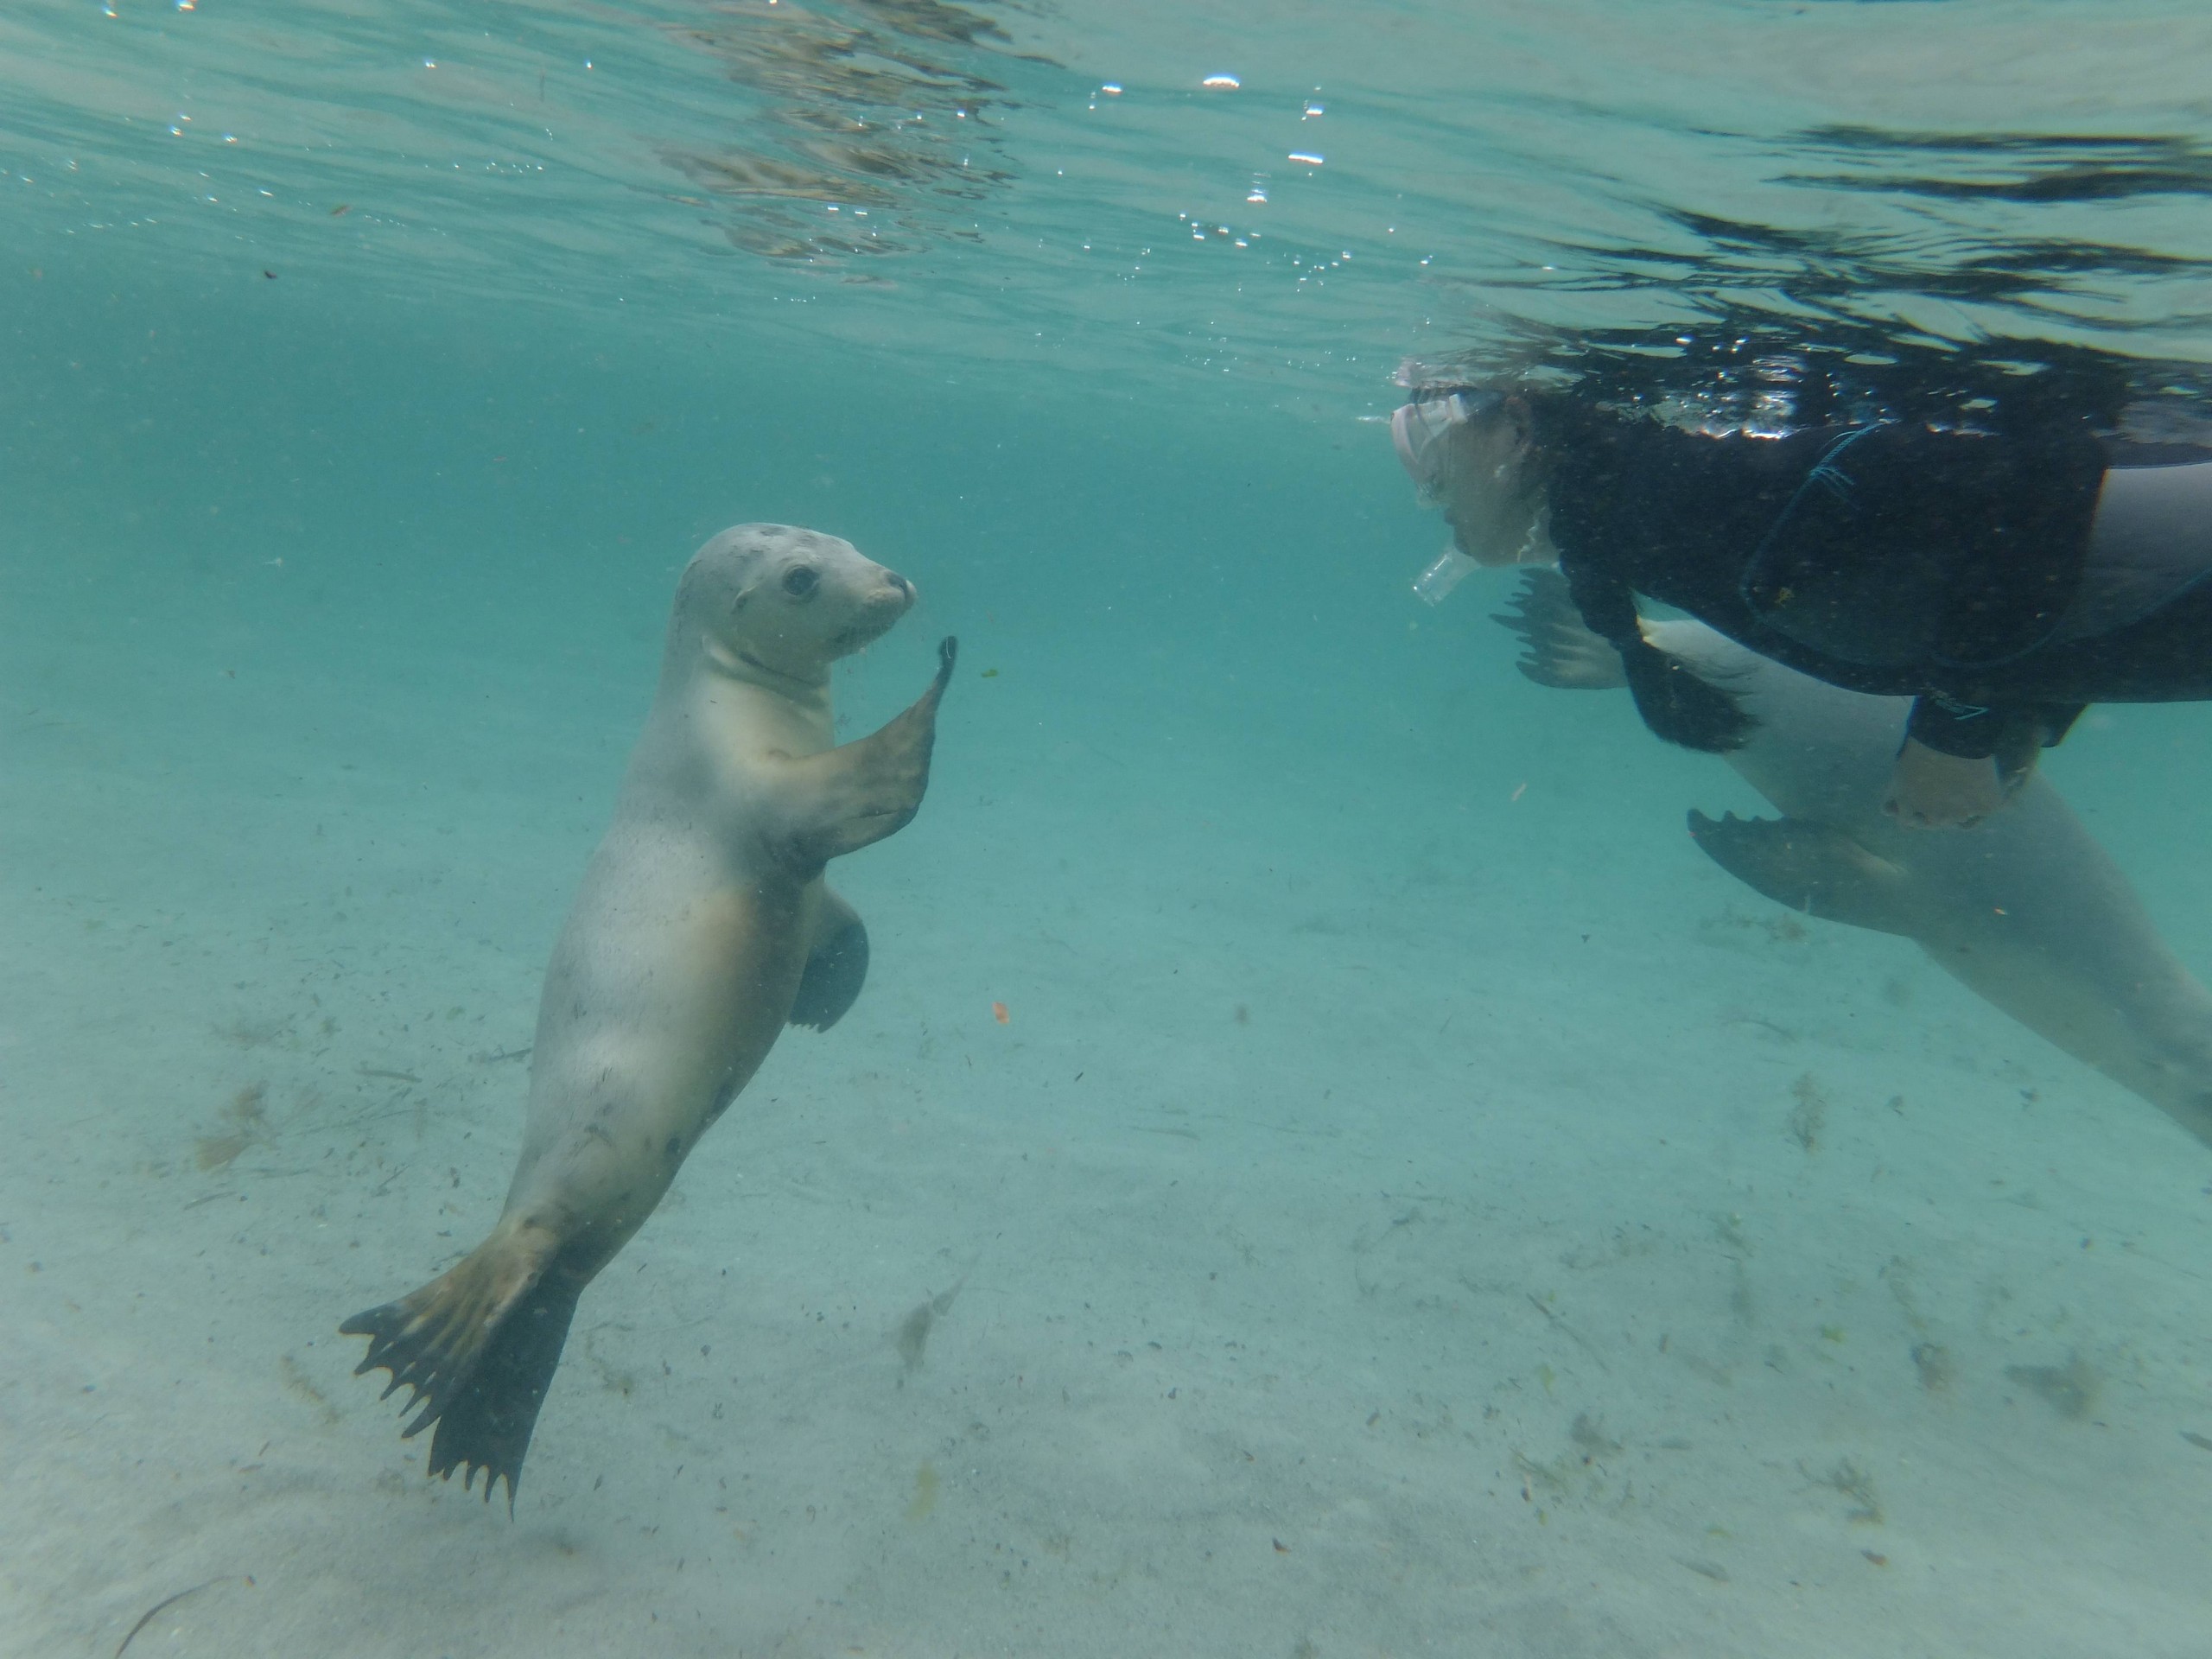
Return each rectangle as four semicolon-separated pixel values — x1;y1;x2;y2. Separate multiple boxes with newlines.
340;1223;572;1512
791;885;869;1031
415;1272;582;1507
1491;569;1630;690
781;636;957;870
1688;810;1916;937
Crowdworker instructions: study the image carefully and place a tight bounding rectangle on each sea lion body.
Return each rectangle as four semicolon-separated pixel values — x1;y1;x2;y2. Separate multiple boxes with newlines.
345;524;957;1503
1501;569;2212;1147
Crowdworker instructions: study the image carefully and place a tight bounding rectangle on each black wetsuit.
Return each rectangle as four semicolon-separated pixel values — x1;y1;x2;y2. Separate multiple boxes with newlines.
1536;401;2212;764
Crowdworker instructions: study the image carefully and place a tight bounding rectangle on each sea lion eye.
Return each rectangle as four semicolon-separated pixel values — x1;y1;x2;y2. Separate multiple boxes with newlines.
781;565;819;599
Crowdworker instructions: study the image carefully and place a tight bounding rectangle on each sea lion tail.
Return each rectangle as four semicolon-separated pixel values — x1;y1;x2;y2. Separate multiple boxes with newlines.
340;1222;575;1510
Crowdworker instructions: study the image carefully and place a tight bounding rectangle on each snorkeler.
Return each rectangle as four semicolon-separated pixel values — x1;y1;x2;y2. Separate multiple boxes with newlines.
1392;379;2212;829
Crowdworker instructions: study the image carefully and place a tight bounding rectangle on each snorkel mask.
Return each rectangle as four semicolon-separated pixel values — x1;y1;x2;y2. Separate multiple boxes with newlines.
1390;385;1506;604
1390;386;1502;502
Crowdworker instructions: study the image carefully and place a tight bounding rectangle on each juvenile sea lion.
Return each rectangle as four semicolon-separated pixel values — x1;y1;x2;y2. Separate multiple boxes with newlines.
1498;568;2212;1148
343;524;957;1504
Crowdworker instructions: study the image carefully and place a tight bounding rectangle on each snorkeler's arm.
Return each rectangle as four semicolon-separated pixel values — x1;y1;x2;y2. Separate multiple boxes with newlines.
1560;556;1754;753
1885;739;2013;830
1890;697;2085;828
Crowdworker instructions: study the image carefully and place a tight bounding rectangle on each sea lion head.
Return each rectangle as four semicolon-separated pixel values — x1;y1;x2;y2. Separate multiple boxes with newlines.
677;522;916;686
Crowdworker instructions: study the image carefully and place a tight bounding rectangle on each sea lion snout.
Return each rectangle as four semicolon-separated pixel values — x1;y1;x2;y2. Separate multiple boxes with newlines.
865;565;917;620
855;564;915;615
684;524;923;674
818;564;916;655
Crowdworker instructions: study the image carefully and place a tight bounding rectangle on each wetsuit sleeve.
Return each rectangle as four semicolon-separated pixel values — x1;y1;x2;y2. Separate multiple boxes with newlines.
1559;554;1644;654
1905;695;2088;761
1904;692;2000;759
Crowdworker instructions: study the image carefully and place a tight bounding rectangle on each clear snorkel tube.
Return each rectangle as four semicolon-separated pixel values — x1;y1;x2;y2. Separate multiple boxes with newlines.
1390;388;1492;606
1411;546;1482;606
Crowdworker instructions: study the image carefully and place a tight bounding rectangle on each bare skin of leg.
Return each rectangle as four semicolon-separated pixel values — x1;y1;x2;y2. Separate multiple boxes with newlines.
1883;736;2023;830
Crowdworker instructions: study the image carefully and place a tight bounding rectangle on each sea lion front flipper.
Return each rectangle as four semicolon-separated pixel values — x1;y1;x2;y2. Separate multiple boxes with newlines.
1492;569;1630;690
791;885;869;1031
1688;810;1916;937
779;636;957;871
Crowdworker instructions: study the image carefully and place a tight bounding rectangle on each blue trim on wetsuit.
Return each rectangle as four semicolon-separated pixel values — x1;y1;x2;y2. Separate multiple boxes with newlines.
1739;424;1885;615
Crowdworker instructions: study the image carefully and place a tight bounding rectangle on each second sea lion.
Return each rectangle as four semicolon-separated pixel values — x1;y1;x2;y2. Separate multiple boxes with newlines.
1498;568;2212;1149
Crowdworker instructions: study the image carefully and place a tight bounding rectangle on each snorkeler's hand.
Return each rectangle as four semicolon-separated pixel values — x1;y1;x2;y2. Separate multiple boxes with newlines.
1882;738;2018;830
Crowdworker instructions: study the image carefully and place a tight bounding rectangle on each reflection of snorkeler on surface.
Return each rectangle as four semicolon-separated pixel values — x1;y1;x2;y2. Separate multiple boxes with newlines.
1392;378;2212;830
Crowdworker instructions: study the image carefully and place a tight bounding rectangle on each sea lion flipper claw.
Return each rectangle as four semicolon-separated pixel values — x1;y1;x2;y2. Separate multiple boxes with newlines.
341;1226;567;1513
1688;810;1913;935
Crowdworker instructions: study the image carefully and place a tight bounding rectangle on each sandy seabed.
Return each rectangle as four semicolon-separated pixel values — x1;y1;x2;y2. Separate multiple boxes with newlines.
4;537;2211;1659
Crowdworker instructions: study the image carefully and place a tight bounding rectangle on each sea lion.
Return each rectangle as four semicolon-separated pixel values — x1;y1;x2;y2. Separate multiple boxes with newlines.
1497;568;2212;1149
343;524;957;1505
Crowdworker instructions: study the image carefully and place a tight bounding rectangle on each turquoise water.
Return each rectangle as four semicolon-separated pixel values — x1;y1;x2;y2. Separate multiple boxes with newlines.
5;3;2212;1654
